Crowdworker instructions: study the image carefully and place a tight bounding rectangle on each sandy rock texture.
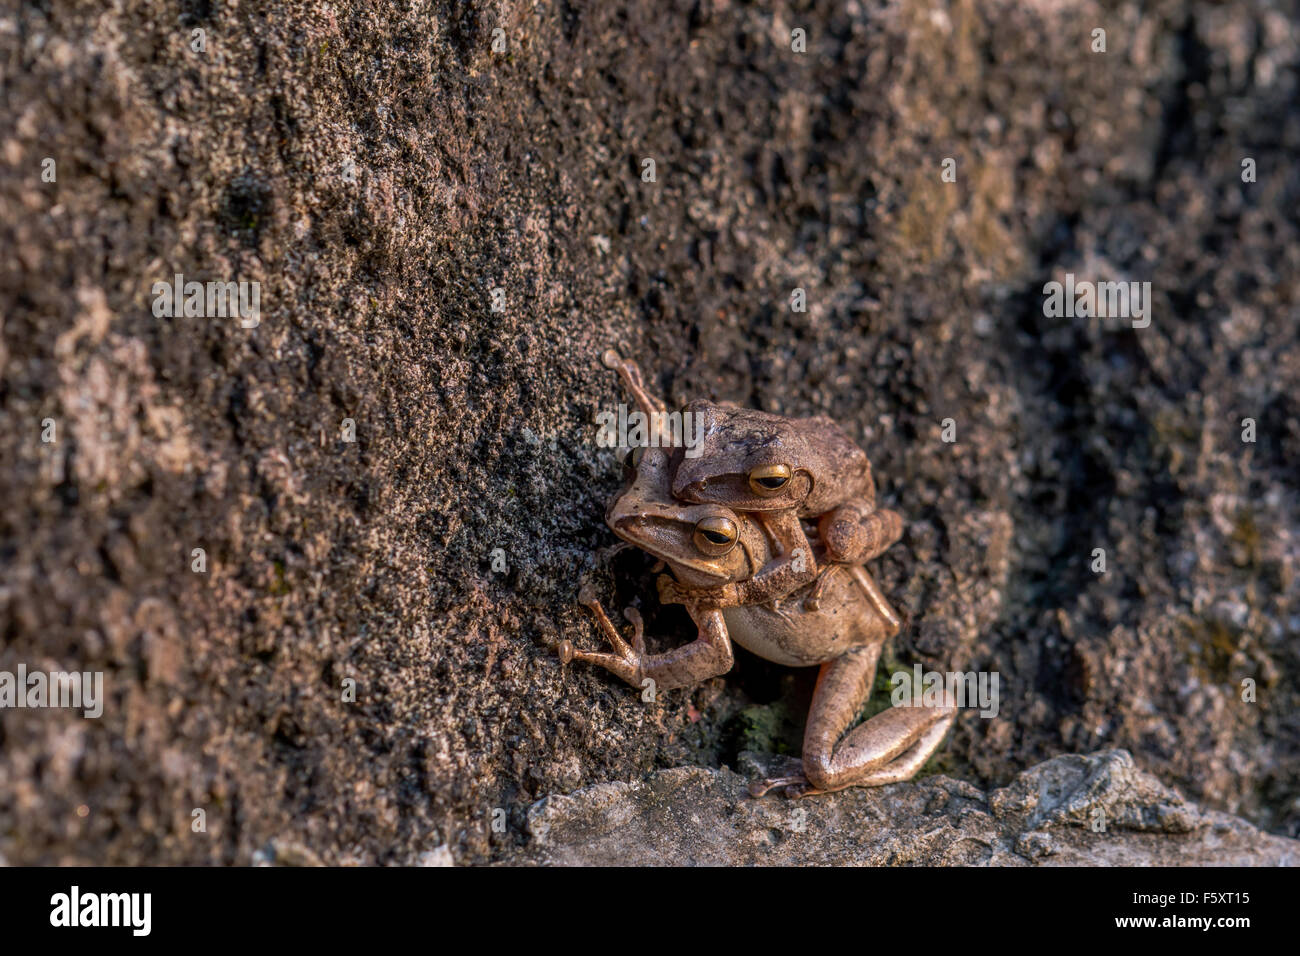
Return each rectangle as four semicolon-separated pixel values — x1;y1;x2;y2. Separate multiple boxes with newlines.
0;1;1297;864
511;749;1300;865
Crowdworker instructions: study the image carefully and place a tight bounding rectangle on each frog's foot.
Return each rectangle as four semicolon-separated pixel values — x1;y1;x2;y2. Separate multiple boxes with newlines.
748;774;827;799
602;349;668;418
559;585;646;686
795;644;956;794
748;775;800;798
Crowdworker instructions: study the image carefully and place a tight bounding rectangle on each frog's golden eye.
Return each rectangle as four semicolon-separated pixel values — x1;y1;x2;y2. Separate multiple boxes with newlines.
748;464;792;496
693;516;739;556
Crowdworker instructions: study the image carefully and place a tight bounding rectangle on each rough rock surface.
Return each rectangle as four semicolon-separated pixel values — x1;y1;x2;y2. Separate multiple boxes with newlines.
0;1;1297;865
510;749;1300;865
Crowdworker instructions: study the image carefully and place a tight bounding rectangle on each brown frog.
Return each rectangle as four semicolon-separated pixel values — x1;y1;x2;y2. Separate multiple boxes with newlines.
603;351;903;611
560;443;955;797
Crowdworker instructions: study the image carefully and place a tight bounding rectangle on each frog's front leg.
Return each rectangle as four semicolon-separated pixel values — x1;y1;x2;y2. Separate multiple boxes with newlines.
802;504;904;610
560;584;734;692
817;501;904;565
750;643;955;797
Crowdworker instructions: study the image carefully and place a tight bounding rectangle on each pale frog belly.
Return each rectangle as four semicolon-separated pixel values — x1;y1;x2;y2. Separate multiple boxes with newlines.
721;566;893;667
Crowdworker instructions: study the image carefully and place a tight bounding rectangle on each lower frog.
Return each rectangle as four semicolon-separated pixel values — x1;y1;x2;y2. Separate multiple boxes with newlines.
559;440;956;797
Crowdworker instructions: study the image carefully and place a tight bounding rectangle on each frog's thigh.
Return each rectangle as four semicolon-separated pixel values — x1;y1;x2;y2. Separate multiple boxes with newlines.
802;648;954;792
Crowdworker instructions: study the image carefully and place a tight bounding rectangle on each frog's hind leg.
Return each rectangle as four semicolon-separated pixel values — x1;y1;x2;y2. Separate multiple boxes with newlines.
750;643;955;798
827;708;955;788
749;643;881;797
797;645;955;795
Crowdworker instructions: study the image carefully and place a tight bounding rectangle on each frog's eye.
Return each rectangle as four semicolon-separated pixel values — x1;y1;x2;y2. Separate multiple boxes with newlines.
748;464;792;496
693;516;739;556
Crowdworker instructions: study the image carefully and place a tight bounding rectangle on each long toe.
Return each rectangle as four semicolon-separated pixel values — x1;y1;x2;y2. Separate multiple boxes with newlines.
749;775;806;798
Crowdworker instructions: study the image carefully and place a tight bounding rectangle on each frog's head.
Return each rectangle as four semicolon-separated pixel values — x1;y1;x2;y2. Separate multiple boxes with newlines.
672;401;867;514
606;445;762;586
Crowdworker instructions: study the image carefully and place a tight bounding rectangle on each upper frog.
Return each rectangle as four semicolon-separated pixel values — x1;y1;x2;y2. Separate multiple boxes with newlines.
670;400;874;517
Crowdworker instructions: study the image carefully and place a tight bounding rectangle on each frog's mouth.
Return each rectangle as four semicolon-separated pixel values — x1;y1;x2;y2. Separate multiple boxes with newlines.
607;515;731;583
606;494;755;585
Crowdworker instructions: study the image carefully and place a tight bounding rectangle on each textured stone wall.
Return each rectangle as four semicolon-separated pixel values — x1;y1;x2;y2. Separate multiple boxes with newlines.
1;0;1296;864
